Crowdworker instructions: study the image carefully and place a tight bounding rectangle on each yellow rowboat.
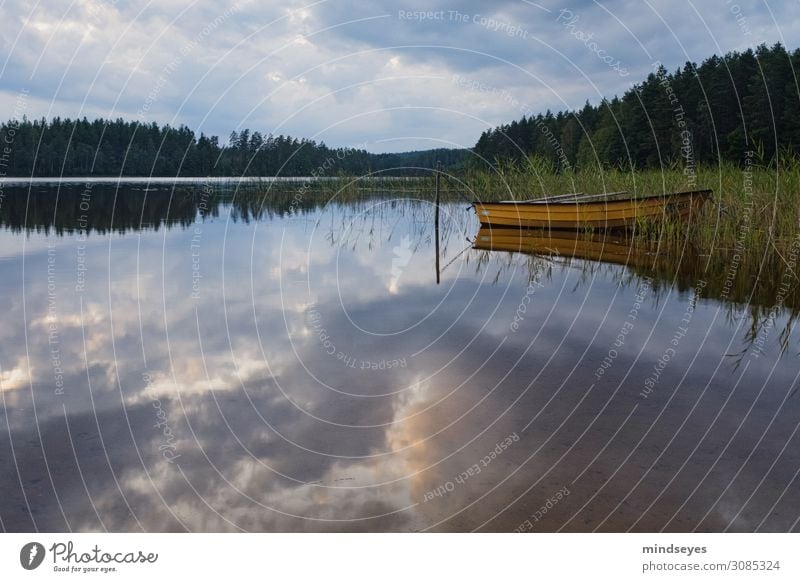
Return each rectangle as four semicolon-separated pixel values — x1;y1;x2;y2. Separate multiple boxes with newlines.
473;189;712;229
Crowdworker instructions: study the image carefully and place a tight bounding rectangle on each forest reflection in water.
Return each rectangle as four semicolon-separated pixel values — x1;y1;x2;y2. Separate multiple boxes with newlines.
0;182;798;532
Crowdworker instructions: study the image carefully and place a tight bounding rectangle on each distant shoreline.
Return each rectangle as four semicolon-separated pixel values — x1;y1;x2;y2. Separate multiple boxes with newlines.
0;175;424;185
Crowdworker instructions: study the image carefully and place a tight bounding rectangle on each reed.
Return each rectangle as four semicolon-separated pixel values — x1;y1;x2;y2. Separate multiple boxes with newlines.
238;155;800;259
457;154;800;253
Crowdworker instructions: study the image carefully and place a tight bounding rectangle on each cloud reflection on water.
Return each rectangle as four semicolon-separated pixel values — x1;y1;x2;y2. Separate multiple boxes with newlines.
1;188;799;532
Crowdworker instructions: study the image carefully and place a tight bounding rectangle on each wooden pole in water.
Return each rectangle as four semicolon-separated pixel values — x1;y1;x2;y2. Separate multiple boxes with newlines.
435;161;441;285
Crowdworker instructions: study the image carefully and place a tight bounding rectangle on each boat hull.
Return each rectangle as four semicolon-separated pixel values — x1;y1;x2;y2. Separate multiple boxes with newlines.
474;190;711;229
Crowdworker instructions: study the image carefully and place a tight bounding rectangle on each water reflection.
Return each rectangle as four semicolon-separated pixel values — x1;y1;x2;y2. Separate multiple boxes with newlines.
0;184;798;532
474;225;800;360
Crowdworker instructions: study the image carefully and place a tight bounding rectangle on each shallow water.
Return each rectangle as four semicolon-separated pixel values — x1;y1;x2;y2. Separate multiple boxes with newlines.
1;183;798;532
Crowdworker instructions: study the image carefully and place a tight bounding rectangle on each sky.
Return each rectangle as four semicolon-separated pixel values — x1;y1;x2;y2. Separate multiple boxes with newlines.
1;0;798;153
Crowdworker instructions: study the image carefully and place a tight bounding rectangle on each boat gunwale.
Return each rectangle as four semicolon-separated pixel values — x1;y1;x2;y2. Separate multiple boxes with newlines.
476;189;712;207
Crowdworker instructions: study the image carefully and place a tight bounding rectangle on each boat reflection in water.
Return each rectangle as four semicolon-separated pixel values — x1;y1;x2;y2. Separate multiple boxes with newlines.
472;226;671;269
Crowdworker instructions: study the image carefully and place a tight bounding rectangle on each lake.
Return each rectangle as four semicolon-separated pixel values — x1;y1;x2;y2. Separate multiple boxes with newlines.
1;181;798;532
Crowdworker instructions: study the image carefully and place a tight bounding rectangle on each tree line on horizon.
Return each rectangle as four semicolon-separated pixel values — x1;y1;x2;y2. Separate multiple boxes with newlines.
1;43;798;178
473;43;800;170
0;116;467;177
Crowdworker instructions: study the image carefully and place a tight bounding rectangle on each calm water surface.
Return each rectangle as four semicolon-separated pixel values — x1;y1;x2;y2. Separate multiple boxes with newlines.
1;182;799;532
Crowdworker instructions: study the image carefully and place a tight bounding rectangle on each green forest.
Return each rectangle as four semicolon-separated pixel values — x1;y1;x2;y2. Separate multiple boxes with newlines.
0;117;467;177
474;43;800;170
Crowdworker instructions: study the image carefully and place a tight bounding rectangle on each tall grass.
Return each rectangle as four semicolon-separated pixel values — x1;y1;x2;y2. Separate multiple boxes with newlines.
457;154;800;252
231;152;800;251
